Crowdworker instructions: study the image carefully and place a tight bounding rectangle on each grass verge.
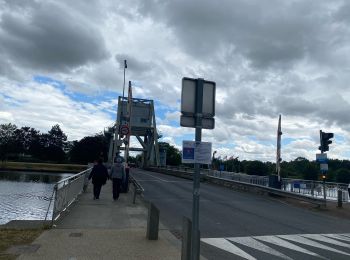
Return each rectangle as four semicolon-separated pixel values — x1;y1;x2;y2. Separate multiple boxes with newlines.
0;229;44;260
0;161;87;173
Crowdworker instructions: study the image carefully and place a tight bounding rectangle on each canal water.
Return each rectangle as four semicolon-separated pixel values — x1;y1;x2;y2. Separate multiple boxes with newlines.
0;171;73;225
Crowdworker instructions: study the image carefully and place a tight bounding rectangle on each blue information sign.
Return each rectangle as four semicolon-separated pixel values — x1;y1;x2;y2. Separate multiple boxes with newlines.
183;147;195;160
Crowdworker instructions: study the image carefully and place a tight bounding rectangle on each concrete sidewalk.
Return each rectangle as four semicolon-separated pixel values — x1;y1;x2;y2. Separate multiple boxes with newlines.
18;179;181;260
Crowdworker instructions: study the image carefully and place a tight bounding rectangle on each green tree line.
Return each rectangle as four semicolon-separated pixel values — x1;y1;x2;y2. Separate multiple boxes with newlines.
212;156;350;183
1;123;349;183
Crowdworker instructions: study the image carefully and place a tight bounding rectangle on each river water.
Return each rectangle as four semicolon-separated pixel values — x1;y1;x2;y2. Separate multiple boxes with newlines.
0;171;72;225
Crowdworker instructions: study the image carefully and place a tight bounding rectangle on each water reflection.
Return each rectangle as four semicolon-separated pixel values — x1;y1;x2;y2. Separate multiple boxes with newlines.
0;171;72;183
0;171;74;225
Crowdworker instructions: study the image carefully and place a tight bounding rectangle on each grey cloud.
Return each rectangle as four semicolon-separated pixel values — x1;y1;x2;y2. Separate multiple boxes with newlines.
334;2;350;23
216;87;275;119
115;54;157;75
137;0;346;70
315;94;350;127
0;2;109;73
275;96;317;116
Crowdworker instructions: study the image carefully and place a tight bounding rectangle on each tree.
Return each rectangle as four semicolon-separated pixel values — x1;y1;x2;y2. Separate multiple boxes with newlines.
301;163;318;180
69;134;109;164
0;123;18;161
244;160;269;176
335;168;350;184
13;126;40;155
47;124;67;148
158;142;181;166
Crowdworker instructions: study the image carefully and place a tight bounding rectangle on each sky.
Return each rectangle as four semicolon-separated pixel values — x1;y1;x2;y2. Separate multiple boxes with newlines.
0;0;350;162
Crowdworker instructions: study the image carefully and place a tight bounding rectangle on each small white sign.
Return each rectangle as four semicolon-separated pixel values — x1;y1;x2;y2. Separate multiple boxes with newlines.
182;141;212;164
316;153;327;162
320;163;328;171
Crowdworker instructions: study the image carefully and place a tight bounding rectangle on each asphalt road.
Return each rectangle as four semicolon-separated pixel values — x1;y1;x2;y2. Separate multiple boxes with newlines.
132;168;350;260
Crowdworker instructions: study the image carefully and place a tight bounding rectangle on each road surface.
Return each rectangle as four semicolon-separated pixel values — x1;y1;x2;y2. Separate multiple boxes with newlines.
132;168;350;259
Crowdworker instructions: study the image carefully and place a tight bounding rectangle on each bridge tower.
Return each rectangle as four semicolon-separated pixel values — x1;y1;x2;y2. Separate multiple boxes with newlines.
107;83;160;168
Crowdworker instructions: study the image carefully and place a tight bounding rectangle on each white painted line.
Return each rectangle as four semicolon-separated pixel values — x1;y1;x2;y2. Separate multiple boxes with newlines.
135;172;168;182
201;238;256;260
301;234;350;249
278;235;350;256
228;237;293;260
323;234;350;243
135;172;190;183
254;236;321;258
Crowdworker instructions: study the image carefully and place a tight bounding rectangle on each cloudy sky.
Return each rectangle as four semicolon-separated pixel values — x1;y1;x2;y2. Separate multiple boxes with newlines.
0;0;349;162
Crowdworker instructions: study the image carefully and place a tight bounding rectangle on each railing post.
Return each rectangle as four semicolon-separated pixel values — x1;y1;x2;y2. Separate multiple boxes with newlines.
51;184;58;227
338;190;343;208
133;185;137;204
181;217;192;260
147;202;159;240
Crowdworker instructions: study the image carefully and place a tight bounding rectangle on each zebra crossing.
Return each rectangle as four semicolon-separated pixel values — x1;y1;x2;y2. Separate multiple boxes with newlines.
201;233;350;259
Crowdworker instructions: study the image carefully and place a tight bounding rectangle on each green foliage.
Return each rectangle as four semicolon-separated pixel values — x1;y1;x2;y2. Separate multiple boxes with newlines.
335;168;350;183
301;163;318;180
0;123;18;161
158;142;181;166
0;123;67;163
244;160;269;176
69;134;109;164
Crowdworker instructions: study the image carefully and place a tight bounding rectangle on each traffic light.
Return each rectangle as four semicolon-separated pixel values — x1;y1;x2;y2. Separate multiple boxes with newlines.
319;130;334;153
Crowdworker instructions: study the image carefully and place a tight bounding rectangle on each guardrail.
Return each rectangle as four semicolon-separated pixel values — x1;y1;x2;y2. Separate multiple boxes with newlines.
47;168;91;223
207;175;326;206
130;174;144;204
281;178;349;202
148;166;349;205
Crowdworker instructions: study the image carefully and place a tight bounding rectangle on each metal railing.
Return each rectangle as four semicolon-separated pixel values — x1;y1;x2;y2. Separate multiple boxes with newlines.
153;165;349;202
281;178;349;202
49;168;91;222
130;174;144;204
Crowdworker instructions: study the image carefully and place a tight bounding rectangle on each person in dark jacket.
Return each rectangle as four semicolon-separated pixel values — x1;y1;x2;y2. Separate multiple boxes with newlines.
88;158;109;199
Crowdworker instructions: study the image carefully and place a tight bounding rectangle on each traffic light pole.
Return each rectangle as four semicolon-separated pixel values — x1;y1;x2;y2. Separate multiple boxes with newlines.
320;130;327;203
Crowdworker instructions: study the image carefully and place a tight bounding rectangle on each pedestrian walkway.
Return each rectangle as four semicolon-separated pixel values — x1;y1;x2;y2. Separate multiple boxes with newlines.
18;180;181;259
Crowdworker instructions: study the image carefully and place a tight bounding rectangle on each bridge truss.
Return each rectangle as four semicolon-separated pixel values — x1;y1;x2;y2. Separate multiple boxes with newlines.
107;84;160;168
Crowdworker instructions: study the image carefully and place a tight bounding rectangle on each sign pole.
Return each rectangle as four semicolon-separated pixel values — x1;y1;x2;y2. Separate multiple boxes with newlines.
191;79;203;260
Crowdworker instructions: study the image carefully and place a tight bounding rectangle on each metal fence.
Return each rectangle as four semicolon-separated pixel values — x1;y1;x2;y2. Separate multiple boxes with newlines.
49;168;91;222
157;165;349;202
281;178;349;202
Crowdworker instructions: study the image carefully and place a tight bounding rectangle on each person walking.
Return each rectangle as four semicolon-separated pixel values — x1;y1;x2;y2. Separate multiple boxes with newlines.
88;158;109;200
110;153;125;200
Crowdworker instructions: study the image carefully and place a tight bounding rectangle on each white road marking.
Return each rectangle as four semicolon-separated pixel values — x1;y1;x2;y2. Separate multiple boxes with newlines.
136;179;188;183
254;236;322;258
134;172;169;182
201;233;350;259
323;234;350;243
134;172;190;182
301;234;350;249
278;234;350;256
201;238;256;260
227;237;293;260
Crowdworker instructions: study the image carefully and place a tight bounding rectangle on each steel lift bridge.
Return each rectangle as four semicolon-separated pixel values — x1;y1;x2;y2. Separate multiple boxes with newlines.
107;83;160;168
